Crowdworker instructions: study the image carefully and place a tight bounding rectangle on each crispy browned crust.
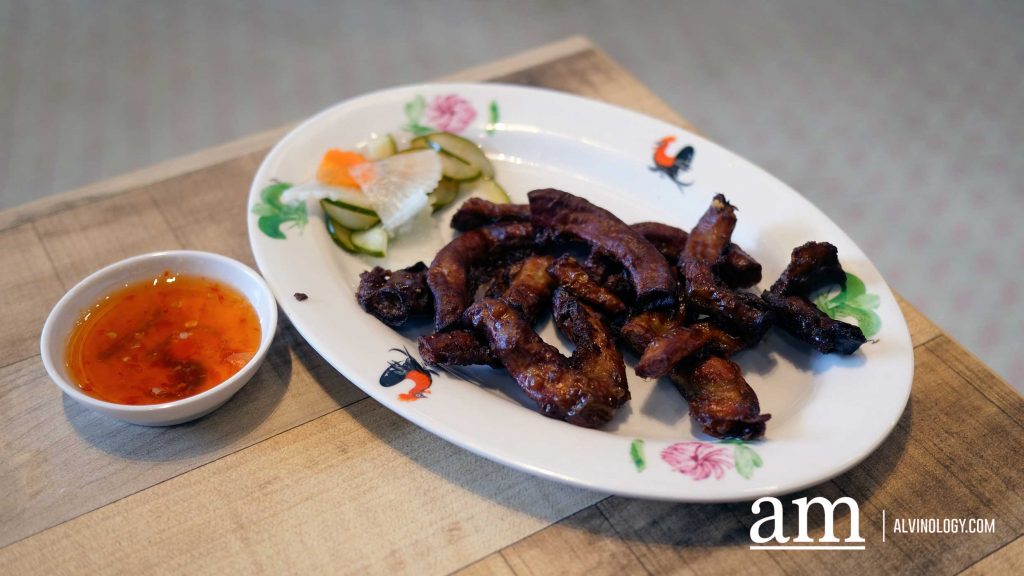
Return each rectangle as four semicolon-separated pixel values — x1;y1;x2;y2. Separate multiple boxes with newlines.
356;262;432;327
680;195;773;338
427;222;536;332
548;255;627;315
761;291;866;354
419;255;555;368
717;244;763;290
503;255;557;324
450;198;531;231
528;188;677;311
671;356;769;440
769;241;846;296
684;194;737;262
763;241;865;355
619;309;681;354
552;289;628;395
418;330;501;367
631;221;762;289
635;322;747;379
465;294;628;428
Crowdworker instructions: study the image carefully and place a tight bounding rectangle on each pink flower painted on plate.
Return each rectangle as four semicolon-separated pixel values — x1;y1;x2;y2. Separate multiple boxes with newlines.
661;442;733;480
425;94;477;133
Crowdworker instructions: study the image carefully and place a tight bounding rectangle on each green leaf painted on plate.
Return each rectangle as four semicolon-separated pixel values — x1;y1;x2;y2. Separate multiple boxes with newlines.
407;123;433;136
844;271;867;299
835;304;882;339
405;95;425;124
813;271;881;338
259;182;290;209
813;283;843;311
732;443;764;480
487;100;499;135
630;439;646;472
258;215;286;239
403;95;433;135
250;203;279;217
847;293;880;309
252;181;307;239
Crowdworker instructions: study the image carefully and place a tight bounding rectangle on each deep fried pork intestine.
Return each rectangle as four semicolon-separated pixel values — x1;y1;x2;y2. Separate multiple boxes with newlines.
356;262;432;327
465;291;628;428
671;356;770;440
358;188;865;439
679;195;773;339
548;255;627;315
418;254;556;368
760;241;866;355
528;188;677;311
630;221;762;289
450;197;531;231
426;222;536;332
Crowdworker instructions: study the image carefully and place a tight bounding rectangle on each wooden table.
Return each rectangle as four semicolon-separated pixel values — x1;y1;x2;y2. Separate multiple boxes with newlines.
1;37;1021;575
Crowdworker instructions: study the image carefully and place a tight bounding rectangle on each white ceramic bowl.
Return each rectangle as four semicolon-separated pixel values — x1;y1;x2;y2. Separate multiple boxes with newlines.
40;250;278;426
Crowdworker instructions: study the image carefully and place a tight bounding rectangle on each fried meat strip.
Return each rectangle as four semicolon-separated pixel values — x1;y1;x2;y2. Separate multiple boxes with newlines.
761;291;866;354
634;322;748;379
465;293;628;428
528;188;676;310
427;222;535;332
671;356;769;440
620;310;769;439
583;253;636;305
502;255;557;323
684;194;737;261
548;255;626;315
620;309;681;355
551;289;627;392
418;330;500;367
356;262;432;327
769;241;846;296
680;195;772;338
718;245;763;290
631;221;762;288
419;255;555;367
761;241;866;354
450;198;531;231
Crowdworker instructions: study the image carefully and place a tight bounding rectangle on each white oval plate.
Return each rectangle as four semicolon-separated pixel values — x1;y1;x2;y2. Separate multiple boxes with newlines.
248;83;913;502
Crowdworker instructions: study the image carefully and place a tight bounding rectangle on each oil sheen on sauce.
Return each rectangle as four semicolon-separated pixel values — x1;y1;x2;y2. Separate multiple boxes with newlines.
65;271;261;405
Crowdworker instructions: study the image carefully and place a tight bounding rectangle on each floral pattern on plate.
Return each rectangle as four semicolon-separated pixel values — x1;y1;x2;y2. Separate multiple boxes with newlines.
403;94;499;136
631;439;764;480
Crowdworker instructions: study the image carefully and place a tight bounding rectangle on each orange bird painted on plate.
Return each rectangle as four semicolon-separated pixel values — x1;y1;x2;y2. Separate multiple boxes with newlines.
654;136;678;168
651;136;695;188
379;347;436;402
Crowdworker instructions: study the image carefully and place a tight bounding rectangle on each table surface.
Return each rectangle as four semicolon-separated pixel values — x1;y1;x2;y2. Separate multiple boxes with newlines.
1;36;1021;575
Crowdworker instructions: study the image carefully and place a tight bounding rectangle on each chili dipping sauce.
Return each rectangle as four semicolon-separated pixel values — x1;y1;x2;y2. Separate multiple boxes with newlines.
65;271;261;405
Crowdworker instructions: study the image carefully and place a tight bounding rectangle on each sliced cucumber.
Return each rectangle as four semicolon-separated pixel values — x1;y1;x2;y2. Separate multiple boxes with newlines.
408;136;430;150
462;178;510;204
437;151;481;181
320;187;376;215
363;134;397;161
351;225;388;258
325;216;357;253
429;178;460;212
321;198;379;231
425;132;495;179
410;134;483;181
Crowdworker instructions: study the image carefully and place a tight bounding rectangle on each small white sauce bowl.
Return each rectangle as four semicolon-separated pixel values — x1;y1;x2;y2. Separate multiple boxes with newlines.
40;250;278;426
